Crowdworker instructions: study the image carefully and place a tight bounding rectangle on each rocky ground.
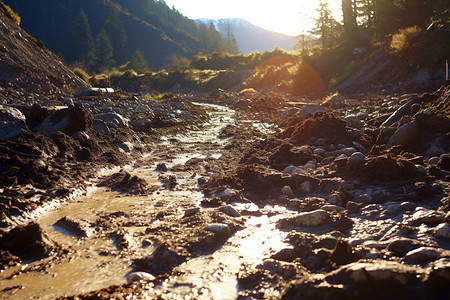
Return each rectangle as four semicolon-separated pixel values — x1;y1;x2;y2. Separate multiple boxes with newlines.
0;81;449;299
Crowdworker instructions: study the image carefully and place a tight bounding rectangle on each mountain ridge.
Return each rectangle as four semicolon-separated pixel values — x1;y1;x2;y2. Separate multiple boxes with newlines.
196;18;298;53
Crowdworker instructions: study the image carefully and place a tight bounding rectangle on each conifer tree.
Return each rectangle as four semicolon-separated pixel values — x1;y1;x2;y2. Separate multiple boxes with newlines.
225;22;240;54
103;10;127;63
91;29;114;72
64;8;94;64
129;50;149;74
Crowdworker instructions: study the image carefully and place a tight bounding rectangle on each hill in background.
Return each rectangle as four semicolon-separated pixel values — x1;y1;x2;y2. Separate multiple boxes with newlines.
4;0;236;71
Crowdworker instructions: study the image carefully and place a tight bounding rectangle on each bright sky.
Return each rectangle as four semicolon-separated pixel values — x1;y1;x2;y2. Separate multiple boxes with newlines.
164;0;343;36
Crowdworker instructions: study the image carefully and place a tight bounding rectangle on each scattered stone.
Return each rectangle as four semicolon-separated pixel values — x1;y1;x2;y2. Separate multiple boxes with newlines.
387;238;423;257
434;223;450;240
155;163;168;172
349;152;365;166
346;201;360;214
292;209;329;227
126;271;156;283
298;104;325;119
205;223;230;234
404;247;442;261
282;185;295;197
329;193;345;207
219;205;241;217
344;115;363;129
330;239;356;266
183;207;200;218
94;112;128;129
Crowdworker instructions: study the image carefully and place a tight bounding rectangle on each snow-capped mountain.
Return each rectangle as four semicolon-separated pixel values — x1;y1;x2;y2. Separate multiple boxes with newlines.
196;18;297;54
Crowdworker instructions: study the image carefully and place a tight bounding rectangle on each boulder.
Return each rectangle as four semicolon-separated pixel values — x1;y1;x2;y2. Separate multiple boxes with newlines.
0;105;28;140
40;106;92;136
298;104;325;119
387;120;420;148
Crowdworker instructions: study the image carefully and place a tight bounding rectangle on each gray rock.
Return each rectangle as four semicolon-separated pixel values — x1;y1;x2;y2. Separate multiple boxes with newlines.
340;259;421;283
0;105;28;140
94;112;128;129
387;238;423;257
345;115;363;129
356;111;369;120
281;108;300;116
183;207;200;218
282;166;298;174
219;205;241;217
405;247;442;261
126;272;156;283
329;193;345;207
313;148;326;156
349;152;365;166
281;185;295;197
293;209;329;227
205;223;230;234
93;119;110;134
434;223;450;240
321;205;345;212
387;121;420;148
346;201;360;214
298;104;325;119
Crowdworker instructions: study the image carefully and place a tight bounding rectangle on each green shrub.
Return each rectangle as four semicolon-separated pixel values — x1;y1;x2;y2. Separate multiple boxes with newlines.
73;67;90;83
0;1;20;24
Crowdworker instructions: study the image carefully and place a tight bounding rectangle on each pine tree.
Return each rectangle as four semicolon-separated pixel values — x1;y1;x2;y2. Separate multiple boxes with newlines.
64;8;94;64
129;50;149;74
103;9;127;63
311;0;340;50
225;22;240;54
91;29;115;72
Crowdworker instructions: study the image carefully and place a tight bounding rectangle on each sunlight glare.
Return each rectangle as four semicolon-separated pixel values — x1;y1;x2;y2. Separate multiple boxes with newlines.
164;0;343;36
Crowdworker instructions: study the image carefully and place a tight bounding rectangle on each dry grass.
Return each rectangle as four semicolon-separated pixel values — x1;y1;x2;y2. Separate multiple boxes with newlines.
0;1;20;24
390;26;420;54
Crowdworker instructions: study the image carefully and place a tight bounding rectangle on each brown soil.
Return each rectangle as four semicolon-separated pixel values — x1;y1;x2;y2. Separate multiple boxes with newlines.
0;8;85;102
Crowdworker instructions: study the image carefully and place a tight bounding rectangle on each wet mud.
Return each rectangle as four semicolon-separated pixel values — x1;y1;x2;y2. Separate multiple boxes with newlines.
0;84;450;299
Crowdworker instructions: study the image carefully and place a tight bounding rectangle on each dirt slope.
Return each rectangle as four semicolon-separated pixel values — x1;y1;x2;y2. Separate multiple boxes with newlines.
0;5;85;102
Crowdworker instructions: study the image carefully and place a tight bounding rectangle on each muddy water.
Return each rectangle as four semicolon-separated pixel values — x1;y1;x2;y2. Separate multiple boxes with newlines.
0;103;284;299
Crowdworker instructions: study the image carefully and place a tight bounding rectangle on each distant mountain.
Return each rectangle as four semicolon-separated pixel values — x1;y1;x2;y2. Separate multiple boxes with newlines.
3;0;234;71
196;18;298;53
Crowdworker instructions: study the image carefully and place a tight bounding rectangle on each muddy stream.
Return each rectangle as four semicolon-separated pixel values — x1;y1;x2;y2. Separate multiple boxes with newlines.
0;103;292;299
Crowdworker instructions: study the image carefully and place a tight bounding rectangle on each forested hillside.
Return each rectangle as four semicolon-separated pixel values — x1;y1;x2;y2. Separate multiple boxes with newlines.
4;0;237;71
